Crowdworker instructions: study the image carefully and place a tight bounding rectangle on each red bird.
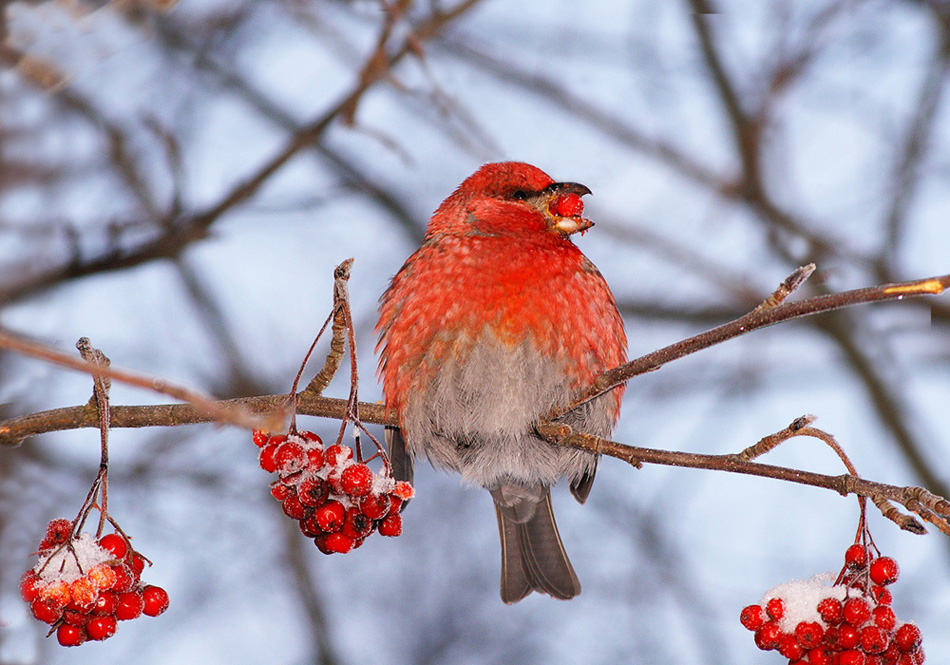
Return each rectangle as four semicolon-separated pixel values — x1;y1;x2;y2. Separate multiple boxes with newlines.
376;162;627;602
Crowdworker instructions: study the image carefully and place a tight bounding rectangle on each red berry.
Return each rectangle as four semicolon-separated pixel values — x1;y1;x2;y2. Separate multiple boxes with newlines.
86;615;117;641
872;605;896;631
270;481;293;502
342;507;372;539
754;621;782;650
388;495;404;514
870;585;892;605
252;430;269;447
307;447;325;470
38;579;70;609
300;514;324;537
795;621;824;649
817;597;844;624
843;597;871;626
837;623;861;649
393;481;414;500
92;590;119;615
297;477;329;507
69;577;97;610
300;430;323;445
281;494;309;520
62;609;88;626
861;625;889;654
378;512;403;537
360;493;391;520
765;597;785;620
128;552;146;577
88;563;117;590
739;604;764;631
839;650;866;665
322;532;354;554
142;585;169;617
340;464;374;497
31;598;62;623
259;442;280;473
111;564;135;593
808;647;834;665
44;518;73;547
20;570;39;603
869;557;899;586
551;193;584;217
56;623;86;647
275;440;307;474
324;444;353;467
315;501;346;532
894;624;922;652
845;544;868;570
99;533;128;559
779;633;805;660
115;591;144;620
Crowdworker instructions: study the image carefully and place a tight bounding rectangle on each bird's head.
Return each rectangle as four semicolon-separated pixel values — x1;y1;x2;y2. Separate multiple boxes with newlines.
429;162;594;238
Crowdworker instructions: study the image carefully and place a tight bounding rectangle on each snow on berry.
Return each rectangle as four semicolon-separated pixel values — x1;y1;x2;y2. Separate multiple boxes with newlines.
252;429;413;554
742;544;925;663
23;521;169;647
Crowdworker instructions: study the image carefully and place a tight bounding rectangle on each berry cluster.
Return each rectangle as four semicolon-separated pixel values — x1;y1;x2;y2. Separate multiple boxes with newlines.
741;545;923;664
21;519;169;647
254;429;413;554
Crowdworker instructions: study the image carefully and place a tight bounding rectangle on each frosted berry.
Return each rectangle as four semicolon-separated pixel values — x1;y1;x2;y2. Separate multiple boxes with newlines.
111;564;135;593
98;532;128;559
341;507;372;539
870;585;892;605
894;624;922;652
44;518;73;548
69;577;97;610
360;493;391;520
845;544;868;570
300;430;323;445
275;440;308;475
843;597;871;626
88;562;117;590
281;494;308;520
31;598;61;624
324;444;353;466
93;590;119;615
340;464;373;497
56;623;85;647
86;615;117;641
297;477;329;507
872;605;896;631
378;512;403;537
38;579;70;609
869;557;899;586
740;604;764;631
270;482;293;502
817;597;844;624
393;481;414;501
315;501;346;533
128;552;147;577
19;570;39;603
837;623;861;649
779;633;805;660
252;430;269;447
300;514;323;537
808;647;833;665
550;192;584;217
142;585;169;617
754;621;782;650
795;621;823;649
115;591;144;621
860;625;888;654
765;597;785;620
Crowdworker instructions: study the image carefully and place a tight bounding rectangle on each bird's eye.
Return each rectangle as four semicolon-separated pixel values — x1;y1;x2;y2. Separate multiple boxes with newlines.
511;190;529;200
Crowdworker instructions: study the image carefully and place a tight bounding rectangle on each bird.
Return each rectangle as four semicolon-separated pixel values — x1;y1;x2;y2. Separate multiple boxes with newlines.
376;161;627;603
